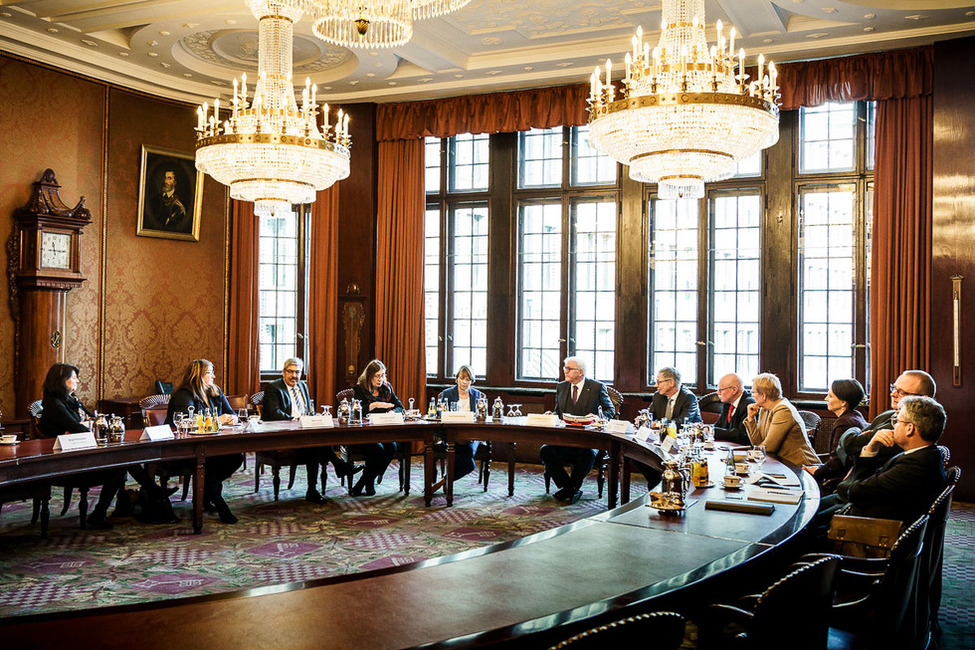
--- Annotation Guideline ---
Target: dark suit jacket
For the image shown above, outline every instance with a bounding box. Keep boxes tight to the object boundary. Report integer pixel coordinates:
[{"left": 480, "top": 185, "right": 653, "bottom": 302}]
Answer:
[
  {"left": 844, "top": 445, "right": 946, "bottom": 522},
  {"left": 38, "top": 392, "right": 94, "bottom": 438},
  {"left": 262, "top": 378, "right": 312, "bottom": 421},
  {"left": 834, "top": 410, "right": 897, "bottom": 495},
  {"left": 438, "top": 386, "right": 485, "bottom": 411},
  {"left": 649, "top": 385, "right": 702, "bottom": 426},
  {"left": 165, "top": 386, "right": 234, "bottom": 425},
  {"left": 713, "top": 393, "right": 755, "bottom": 445},
  {"left": 554, "top": 378, "right": 615, "bottom": 419},
  {"left": 353, "top": 383, "right": 405, "bottom": 414}
]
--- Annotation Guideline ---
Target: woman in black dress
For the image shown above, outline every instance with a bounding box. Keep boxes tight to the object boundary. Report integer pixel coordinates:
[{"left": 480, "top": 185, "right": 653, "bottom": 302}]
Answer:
[
  {"left": 38, "top": 363, "right": 126, "bottom": 529},
  {"left": 165, "top": 359, "right": 243, "bottom": 523},
  {"left": 349, "top": 359, "right": 404, "bottom": 496}
]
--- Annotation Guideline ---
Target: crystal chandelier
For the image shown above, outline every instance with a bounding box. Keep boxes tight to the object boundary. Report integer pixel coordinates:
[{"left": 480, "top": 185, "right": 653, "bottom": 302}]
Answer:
[
  {"left": 305, "top": 0, "right": 472, "bottom": 49},
  {"left": 195, "top": 0, "right": 351, "bottom": 218},
  {"left": 587, "top": 0, "right": 779, "bottom": 200}
]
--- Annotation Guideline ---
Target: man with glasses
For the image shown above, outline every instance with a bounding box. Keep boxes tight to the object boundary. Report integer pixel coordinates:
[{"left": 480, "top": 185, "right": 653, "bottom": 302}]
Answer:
[
  {"left": 712, "top": 373, "right": 755, "bottom": 445},
  {"left": 841, "top": 395, "right": 947, "bottom": 523},
  {"left": 539, "top": 356, "right": 616, "bottom": 504},
  {"left": 263, "top": 358, "right": 360, "bottom": 504},
  {"left": 649, "top": 367, "right": 702, "bottom": 427}
]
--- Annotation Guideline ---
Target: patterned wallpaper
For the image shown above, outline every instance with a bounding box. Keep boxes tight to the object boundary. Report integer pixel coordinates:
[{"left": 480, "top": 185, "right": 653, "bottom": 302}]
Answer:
[
  {"left": 0, "top": 57, "right": 105, "bottom": 411},
  {"left": 0, "top": 55, "right": 228, "bottom": 417}
]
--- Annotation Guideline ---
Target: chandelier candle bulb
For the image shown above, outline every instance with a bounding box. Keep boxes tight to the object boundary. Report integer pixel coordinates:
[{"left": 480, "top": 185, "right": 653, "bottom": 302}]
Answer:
[{"left": 585, "top": 0, "right": 779, "bottom": 200}]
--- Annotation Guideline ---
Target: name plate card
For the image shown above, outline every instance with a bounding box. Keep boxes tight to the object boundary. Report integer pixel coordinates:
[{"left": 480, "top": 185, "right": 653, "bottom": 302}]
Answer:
[
  {"left": 441, "top": 411, "right": 475, "bottom": 424},
  {"left": 659, "top": 431, "right": 678, "bottom": 454},
  {"left": 369, "top": 412, "right": 405, "bottom": 426},
  {"left": 53, "top": 432, "right": 98, "bottom": 451},
  {"left": 299, "top": 414, "right": 334, "bottom": 428},
  {"left": 604, "top": 419, "right": 631, "bottom": 434},
  {"left": 140, "top": 424, "right": 175, "bottom": 441},
  {"left": 526, "top": 413, "right": 560, "bottom": 428},
  {"left": 634, "top": 426, "right": 653, "bottom": 442}
]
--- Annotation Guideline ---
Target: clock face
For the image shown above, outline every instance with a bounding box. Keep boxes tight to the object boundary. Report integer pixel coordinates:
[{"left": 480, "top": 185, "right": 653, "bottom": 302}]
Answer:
[{"left": 40, "top": 232, "right": 72, "bottom": 270}]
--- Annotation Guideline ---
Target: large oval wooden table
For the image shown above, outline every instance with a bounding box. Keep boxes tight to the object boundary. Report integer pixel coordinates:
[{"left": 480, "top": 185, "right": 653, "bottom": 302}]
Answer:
[{"left": 0, "top": 418, "right": 819, "bottom": 648}]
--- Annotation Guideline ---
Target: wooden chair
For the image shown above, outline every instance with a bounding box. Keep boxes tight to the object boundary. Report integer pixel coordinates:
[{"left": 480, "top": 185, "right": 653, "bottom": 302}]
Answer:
[
  {"left": 336, "top": 387, "right": 411, "bottom": 493},
  {"left": 225, "top": 393, "right": 249, "bottom": 412},
  {"left": 28, "top": 399, "right": 43, "bottom": 439},
  {"left": 139, "top": 393, "right": 170, "bottom": 423},
  {"left": 543, "top": 386, "right": 622, "bottom": 500},
  {"left": 699, "top": 556, "right": 838, "bottom": 650},
  {"left": 825, "top": 515, "right": 930, "bottom": 650},
  {"left": 251, "top": 391, "right": 305, "bottom": 500},
  {"left": 697, "top": 390, "right": 722, "bottom": 424},
  {"left": 797, "top": 409, "right": 822, "bottom": 448},
  {"left": 550, "top": 611, "right": 685, "bottom": 649},
  {"left": 922, "top": 466, "right": 960, "bottom": 642}
]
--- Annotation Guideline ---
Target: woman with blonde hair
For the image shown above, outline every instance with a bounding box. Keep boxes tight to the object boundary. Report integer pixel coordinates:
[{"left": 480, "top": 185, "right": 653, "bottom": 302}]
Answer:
[
  {"left": 743, "top": 373, "right": 818, "bottom": 466},
  {"left": 166, "top": 359, "right": 243, "bottom": 523}
]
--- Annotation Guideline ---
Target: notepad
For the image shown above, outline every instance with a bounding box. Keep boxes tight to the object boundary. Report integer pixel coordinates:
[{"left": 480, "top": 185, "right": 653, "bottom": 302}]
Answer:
[{"left": 705, "top": 500, "right": 775, "bottom": 516}]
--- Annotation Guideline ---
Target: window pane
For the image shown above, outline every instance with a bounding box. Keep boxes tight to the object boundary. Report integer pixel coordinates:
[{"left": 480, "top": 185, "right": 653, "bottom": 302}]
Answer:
[
  {"left": 798, "top": 185, "right": 856, "bottom": 391},
  {"left": 424, "top": 209, "right": 441, "bottom": 376},
  {"left": 572, "top": 125, "right": 617, "bottom": 186},
  {"left": 518, "top": 127, "right": 563, "bottom": 188},
  {"left": 258, "top": 209, "right": 299, "bottom": 373},
  {"left": 799, "top": 102, "right": 856, "bottom": 173},
  {"left": 449, "top": 204, "right": 489, "bottom": 376},
  {"left": 709, "top": 191, "right": 761, "bottom": 386},
  {"left": 448, "top": 133, "right": 489, "bottom": 192},
  {"left": 425, "top": 137, "right": 442, "bottom": 194},
  {"left": 571, "top": 198, "right": 616, "bottom": 383},
  {"left": 649, "top": 198, "right": 698, "bottom": 386},
  {"left": 518, "top": 202, "right": 562, "bottom": 380}
]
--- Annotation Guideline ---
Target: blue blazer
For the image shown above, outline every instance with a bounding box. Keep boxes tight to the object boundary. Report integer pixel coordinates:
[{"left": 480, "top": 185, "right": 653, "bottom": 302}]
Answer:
[{"left": 438, "top": 386, "right": 485, "bottom": 411}]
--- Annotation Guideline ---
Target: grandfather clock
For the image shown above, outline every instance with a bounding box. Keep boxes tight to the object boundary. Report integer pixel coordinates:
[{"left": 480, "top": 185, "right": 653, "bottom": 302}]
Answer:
[{"left": 7, "top": 169, "right": 91, "bottom": 418}]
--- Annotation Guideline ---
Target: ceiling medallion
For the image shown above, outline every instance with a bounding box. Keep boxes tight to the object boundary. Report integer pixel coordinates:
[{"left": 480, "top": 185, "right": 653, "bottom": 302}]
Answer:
[
  {"left": 194, "top": 0, "right": 351, "bottom": 217},
  {"left": 587, "top": 0, "right": 780, "bottom": 200}
]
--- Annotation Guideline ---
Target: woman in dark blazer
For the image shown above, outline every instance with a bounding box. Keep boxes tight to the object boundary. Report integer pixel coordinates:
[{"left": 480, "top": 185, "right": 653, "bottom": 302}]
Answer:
[
  {"left": 165, "top": 359, "right": 243, "bottom": 523},
  {"left": 349, "top": 359, "right": 403, "bottom": 496},
  {"left": 438, "top": 365, "right": 484, "bottom": 480},
  {"left": 805, "top": 378, "right": 868, "bottom": 492},
  {"left": 38, "top": 363, "right": 126, "bottom": 529}
]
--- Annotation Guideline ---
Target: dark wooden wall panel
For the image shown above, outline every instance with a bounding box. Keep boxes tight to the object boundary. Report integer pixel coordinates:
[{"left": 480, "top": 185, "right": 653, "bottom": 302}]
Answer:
[{"left": 932, "top": 36, "right": 975, "bottom": 501}]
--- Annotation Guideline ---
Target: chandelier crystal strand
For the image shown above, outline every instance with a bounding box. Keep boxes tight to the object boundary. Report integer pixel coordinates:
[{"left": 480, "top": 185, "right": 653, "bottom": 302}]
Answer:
[
  {"left": 304, "top": 0, "right": 471, "bottom": 49},
  {"left": 587, "top": 0, "right": 779, "bottom": 200},
  {"left": 195, "top": 0, "right": 351, "bottom": 218}
]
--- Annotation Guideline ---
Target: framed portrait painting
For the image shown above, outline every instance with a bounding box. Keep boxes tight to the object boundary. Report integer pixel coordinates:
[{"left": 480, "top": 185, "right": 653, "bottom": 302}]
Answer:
[{"left": 136, "top": 145, "right": 203, "bottom": 241}]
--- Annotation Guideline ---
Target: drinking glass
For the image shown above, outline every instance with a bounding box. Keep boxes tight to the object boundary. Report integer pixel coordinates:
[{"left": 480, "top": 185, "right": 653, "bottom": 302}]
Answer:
[
  {"left": 307, "top": 400, "right": 316, "bottom": 416},
  {"left": 237, "top": 408, "right": 248, "bottom": 424},
  {"left": 173, "top": 413, "right": 184, "bottom": 436},
  {"left": 506, "top": 405, "right": 516, "bottom": 418},
  {"left": 751, "top": 444, "right": 767, "bottom": 464},
  {"left": 512, "top": 404, "right": 523, "bottom": 417}
]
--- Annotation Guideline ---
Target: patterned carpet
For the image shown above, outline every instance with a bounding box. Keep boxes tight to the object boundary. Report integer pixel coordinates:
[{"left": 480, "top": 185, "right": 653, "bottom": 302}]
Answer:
[
  {"left": 0, "top": 459, "right": 972, "bottom": 649},
  {"left": 0, "top": 458, "right": 611, "bottom": 619}
]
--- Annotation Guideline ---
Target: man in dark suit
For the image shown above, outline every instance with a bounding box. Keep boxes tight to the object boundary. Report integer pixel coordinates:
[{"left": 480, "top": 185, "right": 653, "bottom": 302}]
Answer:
[
  {"left": 841, "top": 395, "right": 947, "bottom": 523},
  {"left": 539, "top": 356, "right": 616, "bottom": 504},
  {"left": 649, "top": 366, "right": 702, "bottom": 426},
  {"left": 263, "top": 357, "right": 357, "bottom": 504},
  {"left": 712, "top": 373, "right": 754, "bottom": 445}
]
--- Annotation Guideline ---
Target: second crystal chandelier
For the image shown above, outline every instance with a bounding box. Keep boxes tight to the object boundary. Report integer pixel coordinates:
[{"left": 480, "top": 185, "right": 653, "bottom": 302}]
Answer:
[{"left": 306, "top": 0, "right": 472, "bottom": 49}]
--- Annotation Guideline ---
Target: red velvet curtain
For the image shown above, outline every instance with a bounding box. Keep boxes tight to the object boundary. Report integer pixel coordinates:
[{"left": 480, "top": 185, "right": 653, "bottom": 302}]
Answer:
[
  {"left": 227, "top": 199, "right": 260, "bottom": 397},
  {"left": 308, "top": 186, "right": 340, "bottom": 406},
  {"left": 377, "top": 84, "right": 589, "bottom": 141},
  {"left": 870, "top": 95, "right": 932, "bottom": 417},
  {"left": 375, "top": 138, "right": 427, "bottom": 409}
]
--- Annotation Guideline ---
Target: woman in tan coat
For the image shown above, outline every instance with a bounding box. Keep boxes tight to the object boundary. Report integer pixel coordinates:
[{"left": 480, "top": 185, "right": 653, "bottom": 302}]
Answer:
[{"left": 743, "top": 373, "right": 819, "bottom": 466}]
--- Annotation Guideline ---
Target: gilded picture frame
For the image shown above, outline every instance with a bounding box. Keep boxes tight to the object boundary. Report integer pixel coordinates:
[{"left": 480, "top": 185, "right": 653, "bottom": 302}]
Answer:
[{"left": 136, "top": 145, "right": 203, "bottom": 241}]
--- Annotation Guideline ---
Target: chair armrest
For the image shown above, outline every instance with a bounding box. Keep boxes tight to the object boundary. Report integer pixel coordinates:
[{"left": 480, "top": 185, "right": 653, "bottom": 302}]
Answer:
[{"left": 707, "top": 603, "right": 755, "bottom": 627}]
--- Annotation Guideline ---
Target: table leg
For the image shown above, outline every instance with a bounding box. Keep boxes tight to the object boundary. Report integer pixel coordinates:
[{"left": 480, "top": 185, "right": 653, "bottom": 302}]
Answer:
[
  {"left": 622, "top": 457, "right": 632, "bottom": 504},
  {"left": 508, "top": 442, "right": 516, "bottom": 497},
  {"left": 402, "top": 445, "right": 411, "bottom": 496},
  {"left": 608, "top": 442, "right": 619, "bottom": 509},
  {"left": 424, "top": 438, "right": 435, "bottom": 507},
  {"left": 193, "top": 453, "right": 205, "bottom": 534},
  {"left": 445, "top": 441, "right": 455, "bottom": 507}
]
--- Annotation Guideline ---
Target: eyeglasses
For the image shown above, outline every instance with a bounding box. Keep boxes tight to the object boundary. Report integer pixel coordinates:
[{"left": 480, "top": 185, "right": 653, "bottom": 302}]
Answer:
[
  {"left": 716, "top": 385, "right": 735, "bottom": 393},
  {"left": 892, "top": 417, "right": 913, "bottom": 426},
  {"left": 655, "top": 378, "right": 675, "bottom": 385},
  {"left": 889, "top": 383, "right": 923, "bottom": 398},
  {"left": 284, "top": 369, "right": 301, "bottom": 375},
  {"left": 564, "top": 366, "right": 582, "bottom": 372}
]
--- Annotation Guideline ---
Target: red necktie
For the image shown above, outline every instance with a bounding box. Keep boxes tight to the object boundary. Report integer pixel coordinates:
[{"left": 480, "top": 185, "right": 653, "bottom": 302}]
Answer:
[{"left": 727, "top": 406, "right": 734, "bottom": 424}]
